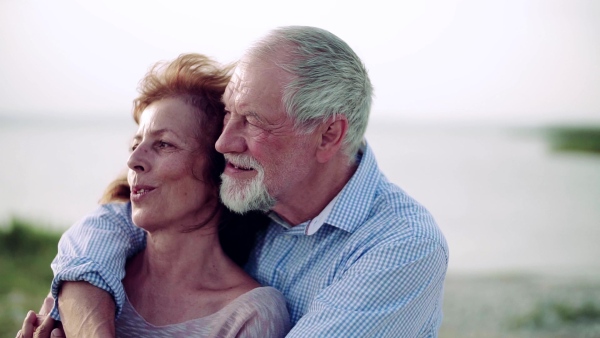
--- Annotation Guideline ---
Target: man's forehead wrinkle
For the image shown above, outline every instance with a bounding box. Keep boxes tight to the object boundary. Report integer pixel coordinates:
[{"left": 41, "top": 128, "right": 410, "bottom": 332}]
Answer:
[
  {"left": 221, "top": 84, "right": 231, "bottom": 106},
  {"left": 224, "top": 55, "right": 291, "bottom": 129},
  {"left": 223, "top": 76, "right": 240, "bottom": 111},
  {"left": 225, "top": 76, "right": 258, "bottom": 115},
  {"left": 229, "top": 83, "right": 252, "bottom": 114}
]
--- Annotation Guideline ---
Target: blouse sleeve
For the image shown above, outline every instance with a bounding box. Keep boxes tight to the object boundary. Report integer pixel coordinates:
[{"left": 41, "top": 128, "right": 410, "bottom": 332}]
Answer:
[{"left": 209, "top": 287, "right": 291, "bottom": 338}]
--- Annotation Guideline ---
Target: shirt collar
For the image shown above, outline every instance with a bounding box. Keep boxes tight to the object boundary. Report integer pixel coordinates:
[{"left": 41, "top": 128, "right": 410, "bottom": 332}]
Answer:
[
  {"left": 266, "top": 180, "right": 341, "bottom": 236},
  {"left": 326, "top": 141, "right": 381, "bottom": 233}
]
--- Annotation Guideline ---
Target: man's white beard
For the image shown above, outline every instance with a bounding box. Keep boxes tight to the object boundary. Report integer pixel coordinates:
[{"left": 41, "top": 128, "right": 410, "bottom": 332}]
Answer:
[{"left": 219, "top": 155, "right": 276, "bottom": 214}]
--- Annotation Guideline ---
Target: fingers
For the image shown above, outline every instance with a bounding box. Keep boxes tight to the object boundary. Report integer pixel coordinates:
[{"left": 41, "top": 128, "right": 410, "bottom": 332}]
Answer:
[
  {"left": 33, "top": 314, "right": 56, "bottom": 338},
  {"left": 50, "top": 328, "right": 66, "bottom": 338},
  {"left": 51, "top": 321, "right": 65, "bottom": 337},
  {"left": 39, "top": 297, "right": 54, "bottom": 316},
  {"left": 20, "top": 311, "right": 37, "bottom": 338},
  {"left": 19, "top": 308, "right": 61, "bottom": 338}
]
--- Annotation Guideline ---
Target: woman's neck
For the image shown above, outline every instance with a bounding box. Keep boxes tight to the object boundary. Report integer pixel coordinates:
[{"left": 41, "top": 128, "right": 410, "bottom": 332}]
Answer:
[
  {"left": 154, "top": 231, "right": 217, "bottom": 276},
  {"left": 122, "top": 220, "right": 259, "bottom": 326},
  {"left": 128, "top": 221, "right": 238, "bottom": 289}
]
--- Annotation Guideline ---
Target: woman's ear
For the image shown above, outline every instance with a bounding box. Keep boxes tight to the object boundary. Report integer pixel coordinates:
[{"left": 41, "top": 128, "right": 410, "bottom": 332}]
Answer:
[{"left": 316, "top": 116, "right": 348, "bottom": 163}]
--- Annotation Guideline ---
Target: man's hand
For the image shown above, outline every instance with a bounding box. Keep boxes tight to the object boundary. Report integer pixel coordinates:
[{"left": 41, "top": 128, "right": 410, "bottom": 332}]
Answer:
[
  {"left": 17, "top": 296, "right": 64, "bottom": 338},
  {"left": 58, "top": 281, "right": 116, "bottom": 338}
]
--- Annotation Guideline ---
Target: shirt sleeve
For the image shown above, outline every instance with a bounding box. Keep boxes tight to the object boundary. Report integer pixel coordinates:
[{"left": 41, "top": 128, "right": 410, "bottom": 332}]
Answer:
[
  {"left": 286, "top": 237, "right": 448, "bottom": 338},
  {"left": 49, "top": 202, "right": 146, "bottom": 320}
]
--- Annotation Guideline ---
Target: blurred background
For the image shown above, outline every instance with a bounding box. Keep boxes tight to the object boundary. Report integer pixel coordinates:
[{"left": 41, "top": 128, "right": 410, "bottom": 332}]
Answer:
[{"left": 1, "top": 0, "right": 599, "bottom": 337}]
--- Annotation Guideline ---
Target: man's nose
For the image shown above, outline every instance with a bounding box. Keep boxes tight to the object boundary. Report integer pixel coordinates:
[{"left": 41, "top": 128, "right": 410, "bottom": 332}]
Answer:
[{"left": 216, "top": 116, "right": 247, "bottom": 154}]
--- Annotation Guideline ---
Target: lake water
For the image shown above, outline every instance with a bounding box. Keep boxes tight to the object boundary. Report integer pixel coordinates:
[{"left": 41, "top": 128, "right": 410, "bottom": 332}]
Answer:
[{"left": 2, "top": 116, "right": 600, "bottom": 276}]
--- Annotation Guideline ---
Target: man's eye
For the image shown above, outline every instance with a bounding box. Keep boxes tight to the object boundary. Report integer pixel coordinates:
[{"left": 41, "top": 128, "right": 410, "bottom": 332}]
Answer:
[
  {"left": 246, "top": 116, "right": 259, "bottom": 126},
  {"left": 245, "top": 113, "right": 264, "bottom": 128},
  {"left": 157, "top": 141, "right": 172, "bottom": 149},
  {"left": 130, "top": 143, "right": 139, "bottom": 152}
]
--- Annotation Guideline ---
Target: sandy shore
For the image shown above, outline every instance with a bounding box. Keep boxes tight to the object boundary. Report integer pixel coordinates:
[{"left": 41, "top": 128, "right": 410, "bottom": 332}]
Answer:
[{"left": 440, "top": 273, "right": 600, "bottom": 338}]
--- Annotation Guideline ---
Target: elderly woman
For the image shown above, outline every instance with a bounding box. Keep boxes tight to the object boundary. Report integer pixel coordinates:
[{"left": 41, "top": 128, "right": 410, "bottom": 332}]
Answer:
[{"left": 20, "top": 54, "right": 290, "bottom": 337}]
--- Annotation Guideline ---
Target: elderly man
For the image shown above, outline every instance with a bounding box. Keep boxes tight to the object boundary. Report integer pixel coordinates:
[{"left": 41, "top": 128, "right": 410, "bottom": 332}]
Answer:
[{"left": 35, "top": 26, "right": 448, "bottom": 337}]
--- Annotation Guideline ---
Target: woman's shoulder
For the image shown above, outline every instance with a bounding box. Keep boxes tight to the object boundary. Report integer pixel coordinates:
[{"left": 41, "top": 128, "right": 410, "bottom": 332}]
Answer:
[
  {"left": 232, "top": 286, "right": 287, "bottom": 312},
  {"left": 218, "top": 287, "right": 290, "bottom": 337},
  {"left": 243, "top": 286, "right": 286, "bottom": 302}
]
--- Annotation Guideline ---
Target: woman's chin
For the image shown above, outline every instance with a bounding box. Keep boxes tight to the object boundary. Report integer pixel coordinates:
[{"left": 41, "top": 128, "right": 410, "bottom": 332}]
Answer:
[{"left": 131, "top": 211, "right": 158, "bottom": 230}]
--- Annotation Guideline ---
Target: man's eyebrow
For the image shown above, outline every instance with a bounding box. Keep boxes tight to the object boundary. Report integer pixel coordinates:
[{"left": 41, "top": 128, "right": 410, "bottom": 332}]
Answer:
[{"left": 246, "top": 111, "right": 263, "bottom": 122}]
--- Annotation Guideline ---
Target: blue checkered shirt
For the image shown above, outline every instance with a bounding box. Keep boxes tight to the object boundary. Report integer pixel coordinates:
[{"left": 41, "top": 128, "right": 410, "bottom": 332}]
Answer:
[{"left": 50, "top": 142, "right": 448, "bottom": 337}]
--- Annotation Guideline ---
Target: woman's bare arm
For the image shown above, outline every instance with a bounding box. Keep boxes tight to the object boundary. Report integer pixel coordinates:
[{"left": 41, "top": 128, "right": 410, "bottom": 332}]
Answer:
[{"left": 58, "top": 282, "right": 116, "bottom": 338}]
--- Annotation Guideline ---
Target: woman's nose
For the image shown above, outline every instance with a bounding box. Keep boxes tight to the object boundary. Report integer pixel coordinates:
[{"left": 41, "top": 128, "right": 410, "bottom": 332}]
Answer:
[{"left": 127, "top": 145, "right": 149, "bottom": 172}]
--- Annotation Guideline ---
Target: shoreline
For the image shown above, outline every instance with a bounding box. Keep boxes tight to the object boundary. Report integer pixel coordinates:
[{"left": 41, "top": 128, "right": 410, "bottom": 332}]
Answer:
[{"left": 441, "top": 273, "right": 600, "bottom": 337}]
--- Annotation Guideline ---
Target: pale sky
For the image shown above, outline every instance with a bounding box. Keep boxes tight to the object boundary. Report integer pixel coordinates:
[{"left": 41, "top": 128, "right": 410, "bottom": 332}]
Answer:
[{"left": 1, "top": 0, "right": 599, "bottom": 123}]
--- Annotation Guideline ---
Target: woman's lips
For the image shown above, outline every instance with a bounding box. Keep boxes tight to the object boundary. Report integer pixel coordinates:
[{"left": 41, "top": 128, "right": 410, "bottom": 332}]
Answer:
[{"left": 130, "top": 185, "right": 156, "bottom": 202}]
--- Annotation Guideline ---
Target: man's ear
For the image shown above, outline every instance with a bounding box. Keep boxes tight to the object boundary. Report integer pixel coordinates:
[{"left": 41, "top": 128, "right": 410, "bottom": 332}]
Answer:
[{"left": 316, "top": 116, "right": 348, "bottom": 163}]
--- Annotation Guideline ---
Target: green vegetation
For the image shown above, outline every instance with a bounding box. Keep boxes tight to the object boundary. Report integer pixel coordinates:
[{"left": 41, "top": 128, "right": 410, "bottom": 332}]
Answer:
[
  {"left": 512, "top": 300, "right": 600, "bottom": 331},
  {"left": 0, "top": 218, "right": 61, "bottom": 337},
  {"left": 544, "top": 125, "right": 600, "bottom": 154}
]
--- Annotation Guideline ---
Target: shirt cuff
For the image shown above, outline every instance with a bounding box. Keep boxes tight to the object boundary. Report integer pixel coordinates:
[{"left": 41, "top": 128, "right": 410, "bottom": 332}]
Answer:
[{"left": 50, "top": 259, "right": 126, "bottom": 321}]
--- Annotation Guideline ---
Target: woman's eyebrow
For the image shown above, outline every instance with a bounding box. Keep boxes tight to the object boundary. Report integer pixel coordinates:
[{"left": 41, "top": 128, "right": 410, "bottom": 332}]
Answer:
[{"left": 132, "top": 128, "right": 176, "bottom": 141}]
